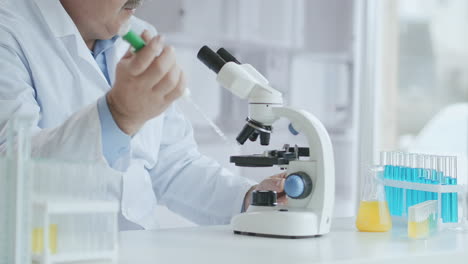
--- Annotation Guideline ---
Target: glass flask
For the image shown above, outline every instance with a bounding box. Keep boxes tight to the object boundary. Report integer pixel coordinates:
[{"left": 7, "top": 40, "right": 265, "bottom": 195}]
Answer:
[{"left": 356, "top": 166, "right": 392, "bottom": 232}]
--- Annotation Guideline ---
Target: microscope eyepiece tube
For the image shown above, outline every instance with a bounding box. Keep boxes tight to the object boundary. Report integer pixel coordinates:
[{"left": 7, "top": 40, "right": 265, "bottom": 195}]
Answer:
[
  {"left": 197, "top": 46, "right": 227, "bottom": 74},
  {"left": 216, "top": 48, "right": 241, "bottom": 64}
]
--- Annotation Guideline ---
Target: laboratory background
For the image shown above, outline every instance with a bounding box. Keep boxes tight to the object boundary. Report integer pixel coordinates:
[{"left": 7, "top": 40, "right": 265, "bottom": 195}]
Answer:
[
  {"left": 135, "top": 0, "right": 468, "bottom": 228},
  {"left": 1, "top": 0, "right": 468, "bottom": 263}
]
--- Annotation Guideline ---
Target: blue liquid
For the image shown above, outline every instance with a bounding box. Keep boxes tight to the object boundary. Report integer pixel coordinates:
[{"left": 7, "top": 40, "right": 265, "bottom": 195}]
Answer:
[
  {"left": 439, "top": 174, "right": 449, "bottom": 223},
  {"left": 451, "top": 178, "right": 458, "bottom": 223},
  {"left": 396, "top": 165, "right": 404, "bottom": 216},
  {"left": 383, "top": 162, "right": 458, "bottom": 223},
  {"left": 384, "top": 165, "right": 393, "bottom": 214}
]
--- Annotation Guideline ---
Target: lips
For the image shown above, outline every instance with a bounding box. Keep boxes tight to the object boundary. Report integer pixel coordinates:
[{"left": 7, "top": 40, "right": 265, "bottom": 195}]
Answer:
[{"left": 123, "top": 0, "right": 144, "bottom": 10}]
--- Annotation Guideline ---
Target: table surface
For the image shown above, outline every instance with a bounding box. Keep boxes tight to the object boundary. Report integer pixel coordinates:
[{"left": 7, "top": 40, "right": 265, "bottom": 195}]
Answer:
[{"left": 118, "top": 218, "right": 468, "bottom": 264}]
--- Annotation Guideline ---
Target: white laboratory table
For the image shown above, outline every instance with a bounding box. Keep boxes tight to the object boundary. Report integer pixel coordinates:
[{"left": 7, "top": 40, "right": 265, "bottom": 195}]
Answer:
[{"left": 118, "top": 218, "right": 468, "bottom": 264}]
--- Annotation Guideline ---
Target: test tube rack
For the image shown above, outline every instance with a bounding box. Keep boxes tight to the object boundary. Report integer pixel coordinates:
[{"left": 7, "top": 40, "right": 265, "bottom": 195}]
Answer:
[
  {"left": 31, "top": 160, "right": 121, "bottom": 264},
  {"left": 31, "top": 199, "right": 119, "bottom": 264},
  {"left": 378, "top": 151, "right": 466, "bottom": 229},
  {"left": 0, "top": 116, "right": 33, "bottom": 264},
  {"left": 0, "top": 117, "right": 120, "bottom": 264}
]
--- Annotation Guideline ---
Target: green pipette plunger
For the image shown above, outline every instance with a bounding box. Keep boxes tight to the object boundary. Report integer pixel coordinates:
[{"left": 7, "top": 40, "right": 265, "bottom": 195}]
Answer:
[{"left": 122, "top": 30, "right": 146, "bottom": 52}]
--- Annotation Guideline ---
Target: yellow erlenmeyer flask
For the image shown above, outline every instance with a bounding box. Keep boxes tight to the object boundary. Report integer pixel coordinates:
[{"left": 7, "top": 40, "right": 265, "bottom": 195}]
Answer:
[{"left": 356, "top": 166, "right": 392, "bottom": 232}]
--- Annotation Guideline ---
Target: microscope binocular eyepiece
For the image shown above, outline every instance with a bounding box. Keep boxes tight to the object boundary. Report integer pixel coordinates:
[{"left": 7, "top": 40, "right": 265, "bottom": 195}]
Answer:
[
  {"left": 236, "top": 118, "right": 272, "bottom": 146},
  {"left": 197, "top": 46, "right": 273, "bottom": 146},
  {"left": 197, "top": 46, "right": 241, "bottom": 74}
]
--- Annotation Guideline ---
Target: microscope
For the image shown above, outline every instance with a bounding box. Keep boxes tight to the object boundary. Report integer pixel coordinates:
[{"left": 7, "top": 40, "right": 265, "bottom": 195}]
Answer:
[{"left": 197, "top": 46, "right": 335, "bottom": 238}]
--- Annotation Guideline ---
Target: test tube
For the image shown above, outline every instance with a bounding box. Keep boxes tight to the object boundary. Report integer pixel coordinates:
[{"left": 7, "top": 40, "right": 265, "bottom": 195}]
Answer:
[
  {"left": 388, "top": 151, "right": 396, "bottom": 215},
  {"left": 420, "top": 154, "right": 431, "bottom": 202},
  {"left": 423, "top": 155, "right": 436, "bottom": 201},
  {"left": 449, "top": 156, "right": 458, "bottom": 223},
  {"left": 415, "top": 154, "right": 424, "bottom": 202},
  {"left": 445, "top": 156, "right": 453, "bottom": 223},
  {"left": 406, "top": 154, "right": 415, "bottom": 212},
  {"left": 400, "top": 152, "right": 406, "bottom": 216},
  {"left": 392, "top": 151, "right": 402, "bottom": 216},
  {"left": 410, "top": 154, "right": 420, "bottom": 209},
  {"left": 380, "top": 151, "right": 386, "bottom": 166},
  {"left": 380, "top": 151, "right": 391, "bottom": 210},
  {"left": 438, "top": 156, "right": 449, "bottom": 223}
]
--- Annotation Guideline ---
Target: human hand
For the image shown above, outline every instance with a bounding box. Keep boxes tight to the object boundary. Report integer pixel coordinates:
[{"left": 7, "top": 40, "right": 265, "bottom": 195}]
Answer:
[
  {"left": 243, "top": 172, "right": 287, "bottom": 211},
  {"left": 107, "top": 30, "right": 186, "bottom": 135}
]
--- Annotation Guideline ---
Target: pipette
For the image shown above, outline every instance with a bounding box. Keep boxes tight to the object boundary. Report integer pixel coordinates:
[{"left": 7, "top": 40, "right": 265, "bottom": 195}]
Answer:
[
  {"left": 118, "top": 23, "right": 191, "bottom": 98},
  {"left": 118, "top": 24, "right": 230, "bottom": 145},
  {"left": 118, "top": 23, "right": 145, "bottom": 52}
]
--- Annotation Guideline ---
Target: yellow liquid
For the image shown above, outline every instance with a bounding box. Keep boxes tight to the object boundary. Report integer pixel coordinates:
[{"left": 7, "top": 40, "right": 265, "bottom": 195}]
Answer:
[
  {"left": 356, "top": 201, "right": 392, "bottom": 232},
  {"left": 408, "top": 220, "right": 429, "bottom": 239},
  {"left": 32, "top": 224, "right": 57, "bottom": 254}
]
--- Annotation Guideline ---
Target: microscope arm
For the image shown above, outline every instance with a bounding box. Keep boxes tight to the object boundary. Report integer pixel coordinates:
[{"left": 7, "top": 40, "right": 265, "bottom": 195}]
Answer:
[{"left": 272, "top": 106, "right": 335, "bottom": 230}]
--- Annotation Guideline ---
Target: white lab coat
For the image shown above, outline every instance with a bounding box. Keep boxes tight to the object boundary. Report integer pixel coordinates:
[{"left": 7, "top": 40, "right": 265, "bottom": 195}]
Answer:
[{"left": 0, "top": 0, "right": 255, "bottom": 230}]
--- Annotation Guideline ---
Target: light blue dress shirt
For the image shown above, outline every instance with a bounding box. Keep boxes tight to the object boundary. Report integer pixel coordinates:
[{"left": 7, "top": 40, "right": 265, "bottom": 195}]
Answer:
[{"left": 92, "top": 37, "right": 131, "bottom": 167}]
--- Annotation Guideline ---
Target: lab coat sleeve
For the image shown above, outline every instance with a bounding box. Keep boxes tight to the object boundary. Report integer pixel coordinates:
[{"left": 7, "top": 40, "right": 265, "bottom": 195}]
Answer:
[
  {"left": 149, "top": 104, "right": 257, "bottom": 225},
  {"left": 0, "top": 32, "right": 120, "bottom": 169}
]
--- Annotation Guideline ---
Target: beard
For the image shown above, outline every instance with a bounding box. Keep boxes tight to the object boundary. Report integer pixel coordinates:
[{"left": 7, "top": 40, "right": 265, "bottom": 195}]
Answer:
[{"left": 123, "top": 0, "right": 144, "bottom": 9}]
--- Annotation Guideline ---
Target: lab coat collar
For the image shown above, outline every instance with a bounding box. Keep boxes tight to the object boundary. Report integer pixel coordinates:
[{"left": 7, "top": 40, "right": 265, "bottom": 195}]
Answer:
[{"left": 34, "top": 0, "right": 79, "bottom": 38}]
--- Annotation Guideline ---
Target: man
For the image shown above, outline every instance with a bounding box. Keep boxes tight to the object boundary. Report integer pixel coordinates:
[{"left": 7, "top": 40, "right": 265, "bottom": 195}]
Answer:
[{"left": 0, "top": 0, "right": 285, "bottom": 230}]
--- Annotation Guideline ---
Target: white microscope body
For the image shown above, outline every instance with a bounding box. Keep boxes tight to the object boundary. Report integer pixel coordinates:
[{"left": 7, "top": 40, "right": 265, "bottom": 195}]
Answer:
[{"left": 198, "top": 47, "right": 335, "bottom": 238}]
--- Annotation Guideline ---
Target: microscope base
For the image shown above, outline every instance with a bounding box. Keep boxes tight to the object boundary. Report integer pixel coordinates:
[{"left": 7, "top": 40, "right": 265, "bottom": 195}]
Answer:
[{"left": 231, "top": 210, "right": 327, "bottom": 238}]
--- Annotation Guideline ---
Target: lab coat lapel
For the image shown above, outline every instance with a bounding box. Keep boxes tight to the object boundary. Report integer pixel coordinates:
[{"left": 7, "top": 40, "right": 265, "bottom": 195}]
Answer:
[
  {"left": 72, "top": 36, "right": 111, "bottom": 89},
  {"left": 107, "top": 38, "right": 130, "bottom": 85}
]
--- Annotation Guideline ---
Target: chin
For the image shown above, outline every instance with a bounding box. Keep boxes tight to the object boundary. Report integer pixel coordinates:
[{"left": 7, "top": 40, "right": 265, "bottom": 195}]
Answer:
[{"left": 103, "top": 23, "right": 125, "bottom": 39}]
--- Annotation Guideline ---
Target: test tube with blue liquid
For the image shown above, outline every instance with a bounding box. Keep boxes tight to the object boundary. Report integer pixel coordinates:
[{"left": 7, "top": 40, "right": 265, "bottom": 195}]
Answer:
[
  {"left": 386, "top": 152, "right": 397, "bottom": 215},
  {"left": 398, "top": 152, "right": 406, "bottom": 216},
  {"left": 410, "top": 154, "right": 419, "bottom": 213},
  {"left": 447, "top": 156, "right": 458, "bottom": 223},
  {"left": 421, "top": 155, "right": 433, "bottom": 201},
  {"left": 392, "top": 152, "right": 401, "bottom": 216},
  {"left": 407, "top": 154, "right": 417, "bottom": 212},
  {"left": 427, "top": 155, "right": 437, "bottom": 202},
  {"left": 437, "top": 157, "right": 447, "bottom": 223},
  {"left": 420, "top": 154, "right": 430, "bottom": 203}
]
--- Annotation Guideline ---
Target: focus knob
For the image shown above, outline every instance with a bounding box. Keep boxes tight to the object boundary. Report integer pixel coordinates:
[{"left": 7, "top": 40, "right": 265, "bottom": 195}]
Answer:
[
  {"left": 284, "top": 172, "right": 313, "bottom": 199},
  {"left": 251, "top": 190, "right": 277, "bottom": 206}
]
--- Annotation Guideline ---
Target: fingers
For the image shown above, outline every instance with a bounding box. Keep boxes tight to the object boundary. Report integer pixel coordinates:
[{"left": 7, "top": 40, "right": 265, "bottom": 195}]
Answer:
[
  {"left": 164, "top": 70, "right": 186, "bottom": 102},
  {"left": 128, "top": 34, "right": 165, "bottom": 76},
  {"left": 152, "top": 63, "right": 180, "bottom": 94},
  {"left": 140, "top": 46, "right": 177, "bottom": 84},
  {"left": 122, "top": 47, "right": 133, "bottom": 59},
  {"left": 256, "top": 178, "right": 285, "bottom": 193},
  {"left": 271, "top": 172, "right": 288, "bottom": 179},
  {"left": 141, "top": 30, "right": 152, "bottom": 43}
]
